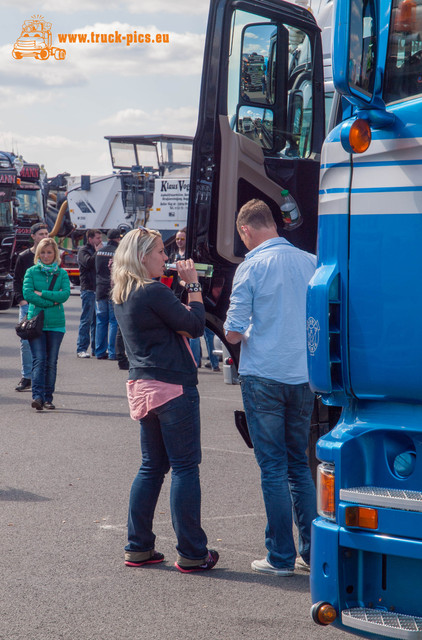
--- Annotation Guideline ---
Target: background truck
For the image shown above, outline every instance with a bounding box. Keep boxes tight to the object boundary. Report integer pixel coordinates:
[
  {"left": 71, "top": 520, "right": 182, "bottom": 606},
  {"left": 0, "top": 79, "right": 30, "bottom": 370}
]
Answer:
[
  {"left": 63, "top": 134, "right": 193, "bottom": 244},
  {"left": 188, "top": 0, "right": 422, "bottom": 637},
  {"left": 12, "top": 16, "right": 66, "bottom": 61},
  {"left": 0, "top": 163, "right": 17, "bottom": 310},
  {"left": 3, "top": 154, "right": 47, "bottom": 276}
]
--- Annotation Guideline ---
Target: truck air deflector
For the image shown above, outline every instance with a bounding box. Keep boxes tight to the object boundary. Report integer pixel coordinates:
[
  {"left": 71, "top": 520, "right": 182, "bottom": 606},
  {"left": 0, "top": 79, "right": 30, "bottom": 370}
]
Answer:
[
  {"left": 340, "top": 487, "right": 422, "bottom": 512},
  {"left": 342, "top": 608, "right": 422, "bottom": 639}
]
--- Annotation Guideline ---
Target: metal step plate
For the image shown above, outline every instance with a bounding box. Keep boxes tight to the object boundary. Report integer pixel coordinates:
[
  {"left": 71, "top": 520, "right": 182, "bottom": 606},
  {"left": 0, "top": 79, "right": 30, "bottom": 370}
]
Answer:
[
  {"left": 340, "top": 487, "right": 422, "bottom": 512},
  {"left": 342, "top": 608, "right": 422, "bottom": 639}
]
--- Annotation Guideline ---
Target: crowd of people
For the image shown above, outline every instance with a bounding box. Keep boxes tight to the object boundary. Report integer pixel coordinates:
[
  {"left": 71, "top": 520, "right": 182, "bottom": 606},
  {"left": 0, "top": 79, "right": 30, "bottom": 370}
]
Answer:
[{"left": 12, "top": 199, "right": 316, "bottom": 576}]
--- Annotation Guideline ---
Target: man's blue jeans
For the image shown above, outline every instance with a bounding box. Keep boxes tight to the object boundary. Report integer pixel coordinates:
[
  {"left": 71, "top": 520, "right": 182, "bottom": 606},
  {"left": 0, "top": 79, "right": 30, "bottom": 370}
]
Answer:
[
  {"left": 19, "top": 303, "right": 32, "bottom": 378},
  {"left": 241, "top": 375, "right": 316, "bottom": 569},
  {"left": 29, "top": 330, "right": 64, "bottom": 403},
  {"left": 189, "top": 337, "right": 201, "bottom": 367},
  {"left": 125, "top": 386, "right": 208, "bottom": 561},
  {"left": 76, "top": 289, "right": 96, "bottom": 354},
  {"left": 95, "top": 299, "right": 117, "bottom": 358},
  {"left": 204, "top": 327, "right": 219, "bottom": 369}
]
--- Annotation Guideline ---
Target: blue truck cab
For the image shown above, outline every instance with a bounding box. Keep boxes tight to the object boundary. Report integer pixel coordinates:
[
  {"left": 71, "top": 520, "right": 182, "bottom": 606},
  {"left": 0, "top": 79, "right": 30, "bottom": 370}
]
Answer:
[
  {"left": 308, "top": 0, "right": 422, "bottom": 636},
  {"left": 188, "top": 0, "right": 422, "bottom": 635}
]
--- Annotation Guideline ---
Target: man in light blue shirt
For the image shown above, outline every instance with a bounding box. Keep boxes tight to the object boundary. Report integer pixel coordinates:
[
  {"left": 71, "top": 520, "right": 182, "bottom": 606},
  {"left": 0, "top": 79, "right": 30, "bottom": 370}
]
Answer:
[{"left": 224, "top": 199, "right": 317, "bottom": 576}]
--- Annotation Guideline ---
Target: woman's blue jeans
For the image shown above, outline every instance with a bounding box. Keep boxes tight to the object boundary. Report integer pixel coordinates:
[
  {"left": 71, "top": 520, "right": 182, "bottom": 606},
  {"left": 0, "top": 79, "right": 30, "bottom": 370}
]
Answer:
[
  {"left": 125, "top": 386, "right": 208, "bottom": 561},
  {"left": 241, "top": 375, "right": 317, "bottom": 569},
  {"left": 29, "top": 330, "right": 64, "bottom": 403}
]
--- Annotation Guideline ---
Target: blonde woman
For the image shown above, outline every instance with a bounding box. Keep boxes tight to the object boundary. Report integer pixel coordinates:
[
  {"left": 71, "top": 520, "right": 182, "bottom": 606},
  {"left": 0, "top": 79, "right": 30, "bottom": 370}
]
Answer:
[
  {"left": 22, "top": 238, "right": 70, "bottom": 410},
  {"left": 112, "top": 228, "right": 219, "bottom": 573}
]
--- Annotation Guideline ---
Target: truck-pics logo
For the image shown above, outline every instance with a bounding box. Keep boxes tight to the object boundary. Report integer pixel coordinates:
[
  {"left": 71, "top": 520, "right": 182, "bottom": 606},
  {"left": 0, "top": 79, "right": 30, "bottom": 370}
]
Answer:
[{"left": 12, "top": 15, "right": 66, "bottom": 61}]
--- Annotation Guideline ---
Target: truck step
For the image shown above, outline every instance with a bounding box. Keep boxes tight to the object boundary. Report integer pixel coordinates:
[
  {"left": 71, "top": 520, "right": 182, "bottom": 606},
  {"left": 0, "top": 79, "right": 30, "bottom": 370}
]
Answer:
[
  {"left": 340, "top": 486, "right": 422, "bottom": 512},
  {"left": 342, "top": 608, "right": 422, "bottom": 639}
]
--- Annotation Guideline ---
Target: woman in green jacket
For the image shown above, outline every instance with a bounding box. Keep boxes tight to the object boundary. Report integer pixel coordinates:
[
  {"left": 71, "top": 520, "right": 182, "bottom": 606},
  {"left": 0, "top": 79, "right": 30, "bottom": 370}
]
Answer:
[{"left": 22, "top": 238, "right": 70, "bottom": 410}]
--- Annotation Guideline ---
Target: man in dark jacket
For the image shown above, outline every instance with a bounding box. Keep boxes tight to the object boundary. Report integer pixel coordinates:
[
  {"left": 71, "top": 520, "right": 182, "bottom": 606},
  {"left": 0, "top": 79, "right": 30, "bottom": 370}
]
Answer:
[
  {"left": 76, "top": 228, "right": 102, "bottom": 358},
  {"left": 13, "top": 222, "right": 49, "bottom": 391},
  {"left": 95, "top": 228, "right": 120, "bottom": 359}
]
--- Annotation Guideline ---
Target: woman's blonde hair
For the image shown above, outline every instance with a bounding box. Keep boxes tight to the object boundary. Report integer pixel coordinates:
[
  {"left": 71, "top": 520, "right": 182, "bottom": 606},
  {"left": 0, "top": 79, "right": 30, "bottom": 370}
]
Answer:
[
  {"left": 34, "top": 237, "right": 60, "bottom": 264},
  {"left": 111, "top": 228, "right": 162, "bottom": 304}
]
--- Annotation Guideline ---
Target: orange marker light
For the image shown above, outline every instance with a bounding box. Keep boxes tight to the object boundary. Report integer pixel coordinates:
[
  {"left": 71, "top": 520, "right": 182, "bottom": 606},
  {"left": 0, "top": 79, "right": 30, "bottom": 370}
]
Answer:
[
  {"left": 311, "top": 601, "right": 337, "bottom": 626},
  {"left": 349, "top": 119, "right": 371, "bottom": 154},
  {"left": 317, "top": 464, "right": 335, "bottom": 520},
  {"left": 345, "top": 506, "right": 378, "bottom": 529}
]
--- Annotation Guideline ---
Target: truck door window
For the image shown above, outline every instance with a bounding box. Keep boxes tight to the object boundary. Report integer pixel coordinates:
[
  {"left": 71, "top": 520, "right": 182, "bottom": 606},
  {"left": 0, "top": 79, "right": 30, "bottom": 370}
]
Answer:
[
  {"left": 384, "top": 0, "right": 422, "bottom": 103},
  {"left": 228, "top": 9, "right": 314, "bottom": 158},
  {"left": 348, "top": 0, "right": 377, "bottom": 97}
]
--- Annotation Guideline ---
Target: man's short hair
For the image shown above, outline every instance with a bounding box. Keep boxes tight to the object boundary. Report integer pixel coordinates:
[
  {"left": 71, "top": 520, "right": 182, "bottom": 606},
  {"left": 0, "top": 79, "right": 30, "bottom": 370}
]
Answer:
[
  {"left": 237, "top": 199, "right": 275, "bottom": 231},
  {"left": 30, "top": 222, "right": 48, "bottom": 235},
  {"left": 86, "top": 229, "right": 101, "bottom": 240}
]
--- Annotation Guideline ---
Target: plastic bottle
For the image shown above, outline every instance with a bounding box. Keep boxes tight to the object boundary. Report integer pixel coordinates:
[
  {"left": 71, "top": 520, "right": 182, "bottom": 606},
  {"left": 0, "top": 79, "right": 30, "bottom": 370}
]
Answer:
[
  {"left": 280, "top": 189, "right": 302, "bottom": 230},
  {"left": 165, "top": 262, "right": 214, "bottom": 278}
]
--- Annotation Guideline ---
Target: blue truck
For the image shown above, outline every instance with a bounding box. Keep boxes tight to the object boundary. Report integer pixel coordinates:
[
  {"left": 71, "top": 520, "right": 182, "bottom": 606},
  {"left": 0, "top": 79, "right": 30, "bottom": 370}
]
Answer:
[{"left": 187, "top": 0, "right": 422, "bottom": 637}]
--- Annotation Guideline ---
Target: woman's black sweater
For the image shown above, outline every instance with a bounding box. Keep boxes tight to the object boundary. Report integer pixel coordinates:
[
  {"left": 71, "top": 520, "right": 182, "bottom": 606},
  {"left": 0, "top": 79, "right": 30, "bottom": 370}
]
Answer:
[{"left": 113, "top": 280, "right": 205, "bottom": 387}]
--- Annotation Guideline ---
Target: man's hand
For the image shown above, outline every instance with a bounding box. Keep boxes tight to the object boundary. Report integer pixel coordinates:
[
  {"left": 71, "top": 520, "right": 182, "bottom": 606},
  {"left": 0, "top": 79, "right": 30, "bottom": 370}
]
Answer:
[
  {"left": 19, "top": 300, "right": 27, "bottom": 306},
  {"left": 226, "top": 330, "right": 244, "bottom": 344}
]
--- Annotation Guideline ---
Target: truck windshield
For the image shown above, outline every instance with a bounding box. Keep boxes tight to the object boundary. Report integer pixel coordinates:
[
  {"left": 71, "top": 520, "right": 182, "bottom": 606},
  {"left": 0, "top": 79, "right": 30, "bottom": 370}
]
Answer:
[
  {"left": 16, "top": 189, "right": 43, "bottom": 221},
  {"left": 384, "top": 0, "right": 422, "bottom": 103},
  {"left": 160, "top": 142, "right": 192, "bottom": 177}
]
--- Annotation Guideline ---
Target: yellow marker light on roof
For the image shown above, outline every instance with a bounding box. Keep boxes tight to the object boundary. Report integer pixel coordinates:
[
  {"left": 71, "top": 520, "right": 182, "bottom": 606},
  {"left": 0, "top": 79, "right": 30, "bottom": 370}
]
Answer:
[
  {"left": 349, "top": 119, "right": 371, "bottom": 154},
  {"left": 345, "top": 506, "right": 378, "bottom": 529}
]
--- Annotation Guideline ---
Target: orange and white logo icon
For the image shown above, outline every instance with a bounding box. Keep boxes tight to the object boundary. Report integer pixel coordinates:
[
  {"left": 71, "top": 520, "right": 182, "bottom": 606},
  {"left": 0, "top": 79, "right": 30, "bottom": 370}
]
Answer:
[{"left": 12, "top": 14, "right": 66, "bottom": 61}]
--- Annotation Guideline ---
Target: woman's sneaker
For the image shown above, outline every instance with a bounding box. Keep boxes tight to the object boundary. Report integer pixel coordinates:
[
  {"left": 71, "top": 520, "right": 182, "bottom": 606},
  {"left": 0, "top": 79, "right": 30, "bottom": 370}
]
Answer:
[
  {"left": 124, "top": 550, "right": 164, "bottom": 567},
  {"left": 174, "top": 549, "right": 219, "bottom": 573}
]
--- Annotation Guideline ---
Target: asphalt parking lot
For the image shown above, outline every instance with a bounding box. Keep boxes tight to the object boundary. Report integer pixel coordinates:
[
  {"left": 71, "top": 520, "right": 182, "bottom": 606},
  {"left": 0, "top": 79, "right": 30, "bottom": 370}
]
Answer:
[{"left": 1, "top": 293, "right": 346, "bottom": 640}]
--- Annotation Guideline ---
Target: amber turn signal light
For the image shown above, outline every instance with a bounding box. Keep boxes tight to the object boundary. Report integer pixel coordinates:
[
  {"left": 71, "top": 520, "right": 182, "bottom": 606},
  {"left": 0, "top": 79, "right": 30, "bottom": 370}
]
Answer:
[
  {"left": 317, "top": 463, "right": 335, "bottom": 520},
  {"left": 349, "top": 119, "right": 371, "bottom": 154},
  {"left": 311, "top": 601, "right": 337, "bottom": 626},
  {"left": 345, "top": 506, "right": 378, "bottom": 529}
]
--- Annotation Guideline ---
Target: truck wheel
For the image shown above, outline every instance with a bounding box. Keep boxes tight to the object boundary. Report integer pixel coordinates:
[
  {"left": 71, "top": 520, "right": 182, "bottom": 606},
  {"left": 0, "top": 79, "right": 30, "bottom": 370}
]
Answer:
[
  {"left": 0, "top": 300, "right": 12, "bottom": 311},
  {"left": 54, "top": 49, "right": 66, "bottom": 60},
  {"left": 38, "top": 49, "right": 50, "bottom": 60},
  {"left": 12, "top": 50, "right": 22, "bottom": 59}
]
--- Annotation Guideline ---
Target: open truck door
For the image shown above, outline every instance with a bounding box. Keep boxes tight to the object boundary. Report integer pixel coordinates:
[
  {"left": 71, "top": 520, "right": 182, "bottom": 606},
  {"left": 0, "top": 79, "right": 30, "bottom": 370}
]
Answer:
[{"left": 187, "top": 0, "right": 325, "bottom": 350}]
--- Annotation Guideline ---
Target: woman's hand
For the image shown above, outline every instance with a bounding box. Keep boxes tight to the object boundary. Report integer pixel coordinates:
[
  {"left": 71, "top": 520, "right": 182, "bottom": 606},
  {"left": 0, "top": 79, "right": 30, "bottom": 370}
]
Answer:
[{"left": 176, "top": 259, "right": 198, "bottom": 284}]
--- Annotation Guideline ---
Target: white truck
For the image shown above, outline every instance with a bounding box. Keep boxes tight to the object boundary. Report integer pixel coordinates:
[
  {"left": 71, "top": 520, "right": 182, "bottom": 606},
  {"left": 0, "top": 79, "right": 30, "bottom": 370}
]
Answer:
[{"left": 66, "top": 134, "right": 193, "bottom": 242}]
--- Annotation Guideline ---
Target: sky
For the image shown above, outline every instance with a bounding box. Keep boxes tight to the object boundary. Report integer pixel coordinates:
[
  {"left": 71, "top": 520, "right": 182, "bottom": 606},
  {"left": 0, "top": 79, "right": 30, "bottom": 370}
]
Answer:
[{"left": 0, "top": 0, "right": 210, "bottom": 179}]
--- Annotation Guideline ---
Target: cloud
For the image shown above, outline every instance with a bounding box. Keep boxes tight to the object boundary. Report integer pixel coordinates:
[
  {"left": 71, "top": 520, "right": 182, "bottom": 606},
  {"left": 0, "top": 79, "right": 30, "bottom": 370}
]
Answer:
[
  {"left": 59, "top": 22, "right": 206, "bottom": 77},
  {"left": 0, "top": 44, "right": 88, "bottom": 89},
  {"left": 100, "top": 105, "right": 198, "bottom": 135},
  {"left": 0, "top": 86, "right": 58, "bottom": 106},
  {"left": 1, "top": 23, "right": 205, "bottom": 90},
  {"left": 0, "top": 130, "right": 87, "bottom": 150},
  {"left": 5, "top": 0, "right": 209, "bottom": 15}
]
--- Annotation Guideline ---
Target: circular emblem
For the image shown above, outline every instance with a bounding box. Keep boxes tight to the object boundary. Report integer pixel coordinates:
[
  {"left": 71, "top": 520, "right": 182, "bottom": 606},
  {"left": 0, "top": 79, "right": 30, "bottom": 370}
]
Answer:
[{"left": 307, "top": 316, "right": 320, "bottom": 356}]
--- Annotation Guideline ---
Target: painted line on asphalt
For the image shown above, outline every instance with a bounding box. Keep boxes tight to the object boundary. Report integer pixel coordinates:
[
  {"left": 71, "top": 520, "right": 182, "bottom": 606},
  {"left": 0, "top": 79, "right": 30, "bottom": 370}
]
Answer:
[
  {"left": 100, "top": 512, "right": 266, "bottom": 532},
  {"left": 202, "top": 446, "right": 254, "bottom": 456}
]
